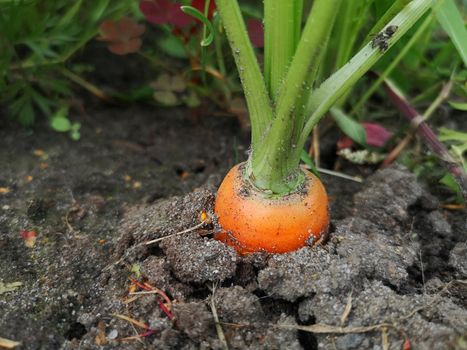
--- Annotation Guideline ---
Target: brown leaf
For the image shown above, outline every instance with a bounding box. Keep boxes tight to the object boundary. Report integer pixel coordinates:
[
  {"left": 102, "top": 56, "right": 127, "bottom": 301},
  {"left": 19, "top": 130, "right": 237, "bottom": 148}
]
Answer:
[
  {"left": 94, "top": 321, "right": 107, "bottom": 345},
  {"left": 107, "top": 38, "right": 142, "bottom": 56},
  {"left": 97, "top": 17, "right": 145, "bottom": 55}
]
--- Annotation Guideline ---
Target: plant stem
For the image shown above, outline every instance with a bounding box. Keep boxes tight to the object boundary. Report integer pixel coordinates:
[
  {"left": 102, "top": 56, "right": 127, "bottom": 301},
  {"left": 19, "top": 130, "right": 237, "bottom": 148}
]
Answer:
[
  {"left": 213, "top": 15, "right": 227, "bottom": 77},
  {"left": 264, "top": 0, "right": 302, "bottom": 100},
  {"left": 60, "top": 67, "right": 109, "bottom": 101},
  {"left": 216, "top": 0, "right": 435, "bottom": 197},
  {"left": 215, "top": 0, "right": 273, "bottom": 148},
  {"left": 251, "top": 0, "right": 341, "bottom": 194},
  {"left": 333, "top": 1, "right": 371, "bottom": 72},
  {"left": 382, "top": 79, "right": 452, "bottom": 167},
  {"left": 383, "top": 79, "right": 467, "bottom": 199}
]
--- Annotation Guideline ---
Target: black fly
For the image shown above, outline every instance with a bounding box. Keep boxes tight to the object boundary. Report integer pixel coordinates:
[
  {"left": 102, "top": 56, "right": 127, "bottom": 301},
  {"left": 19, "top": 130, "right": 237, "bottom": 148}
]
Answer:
[{"left": 371, "top": 25, "right": 398, "bottom": 52}]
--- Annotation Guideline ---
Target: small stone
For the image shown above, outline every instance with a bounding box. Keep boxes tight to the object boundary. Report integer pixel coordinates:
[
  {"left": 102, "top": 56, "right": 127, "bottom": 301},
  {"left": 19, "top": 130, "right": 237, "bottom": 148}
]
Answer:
[{"left": 106, "top": 329, "right": 118, "bottom": 340}]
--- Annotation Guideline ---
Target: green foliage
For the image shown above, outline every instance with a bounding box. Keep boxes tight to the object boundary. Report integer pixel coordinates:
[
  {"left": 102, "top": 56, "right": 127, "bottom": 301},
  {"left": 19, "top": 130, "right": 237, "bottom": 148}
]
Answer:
[
  {"left": 358, "top": 0, "right": 467, "bottom": 113},
  {"left": 399, "top": 126, "right": 467, "bottom": 201},
  {"left": 50, "top": 106, "right": 81, "bottom": 140},
  {"left": 438, "top": 127, "right": 467, "bottom": 161},
  {"left": 0, "top": 0, "right": 134, "bottom": 130},
  {"left": 181, "top": 6, "right": 214, "bottom": 47},
  {"left": 449, "top": 101, "right": 467, "bottom": 111},
  {"left": 440, "top": 173, "right": 464, "bottom": 202},
  {"left": 330, "top": 107, "right": 367, "bottom": 146},
  {"left": 434, "top": 0, "right": 467, "bottom": 67},
  {"left": 50, "top": 107, "right": 72, "bottom": 132},
  {"left": 157, "top": 34, "right": 188, "bottom": 59}
]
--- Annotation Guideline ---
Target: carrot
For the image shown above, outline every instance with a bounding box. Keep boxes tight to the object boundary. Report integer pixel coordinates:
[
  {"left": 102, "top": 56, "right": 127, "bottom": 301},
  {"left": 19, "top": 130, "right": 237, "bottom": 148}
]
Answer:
[
  {"left": 214, "top": 163, "right": 329, "bottom": 254},
  {"left": 212, "top": 0, "right": 428, "bottom": 254}
]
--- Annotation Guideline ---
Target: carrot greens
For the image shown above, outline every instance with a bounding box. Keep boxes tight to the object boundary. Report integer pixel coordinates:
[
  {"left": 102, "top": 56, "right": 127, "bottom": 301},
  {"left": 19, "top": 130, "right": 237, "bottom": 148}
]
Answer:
[{"left": 215, "top": 0, "right": 435, "bottom": 195}]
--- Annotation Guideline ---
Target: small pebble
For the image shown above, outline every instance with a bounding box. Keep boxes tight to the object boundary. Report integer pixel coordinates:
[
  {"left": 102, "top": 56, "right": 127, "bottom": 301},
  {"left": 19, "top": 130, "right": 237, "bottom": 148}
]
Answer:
[{"left": 107, "top": 329, "right": 118, "bottom": 340}]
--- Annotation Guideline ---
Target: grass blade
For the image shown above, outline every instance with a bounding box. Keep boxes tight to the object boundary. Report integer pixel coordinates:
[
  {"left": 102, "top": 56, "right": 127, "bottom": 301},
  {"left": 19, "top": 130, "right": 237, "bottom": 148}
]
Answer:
[{"left": 434, "top": 0, "right": 467, "bottom": 67}]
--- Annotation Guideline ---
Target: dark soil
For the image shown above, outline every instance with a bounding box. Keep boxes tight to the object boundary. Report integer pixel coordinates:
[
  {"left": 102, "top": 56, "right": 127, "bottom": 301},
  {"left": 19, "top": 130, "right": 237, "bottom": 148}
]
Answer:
[{"left": 0, "top": 105, "right": 466, "bottom": 350}]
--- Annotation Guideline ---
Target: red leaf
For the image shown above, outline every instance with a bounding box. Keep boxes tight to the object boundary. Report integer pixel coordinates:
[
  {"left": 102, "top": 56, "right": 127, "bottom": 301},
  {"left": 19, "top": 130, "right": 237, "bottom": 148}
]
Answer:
[
  {"left": 363, "top": 122, "right": 392, "bottom": 147},
  {"left": 140, "top": 0, "right": 192, "bottom": 27},
  {"left": 20, "top": 230, "right": 37, "bottom": 248},
  {"left": 107, "top": 39, "right": 143, "bottom": 55},
  {"left": 191, "top": 0, "right": 216, "bottom": 19},
  {"left": 337, "top": 136, "right": 354, "bottom": 150},
  {"left": 403, "top": 339, "right": 412, "bottom": 350},
  {"left": 98, "top": 17, "right": 145, "bottom": 55},
  {"left": 337, "top": 122, "right": 392, "bottom": 149},
  {"left": 247, "top": 19, "right": 264, "bottom": 48}
]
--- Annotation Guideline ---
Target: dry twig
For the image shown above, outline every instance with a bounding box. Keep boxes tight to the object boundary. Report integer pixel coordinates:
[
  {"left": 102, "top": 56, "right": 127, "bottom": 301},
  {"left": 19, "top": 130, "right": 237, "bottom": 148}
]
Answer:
[
  {"left": 340, "top": 291, "right": 353, "bottom": 326},
  {"left": 144, "top": 221, "right": 207, "bottom": 246},
  {"left": 210, "top": 283, "right": 229, "bottom": 350}
]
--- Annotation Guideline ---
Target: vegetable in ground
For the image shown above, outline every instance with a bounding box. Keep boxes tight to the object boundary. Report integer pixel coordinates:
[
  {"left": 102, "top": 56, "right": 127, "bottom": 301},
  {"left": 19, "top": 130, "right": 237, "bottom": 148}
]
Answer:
[
  {"left": 215, "top": 163, "right": 328, "bottom": 254},
  {"left": 212, "top": 0, "right": 435, "bottom": 254}
]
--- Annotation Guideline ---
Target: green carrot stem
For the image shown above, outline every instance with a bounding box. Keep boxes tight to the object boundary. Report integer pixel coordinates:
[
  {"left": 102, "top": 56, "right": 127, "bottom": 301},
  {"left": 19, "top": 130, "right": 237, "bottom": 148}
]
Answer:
[
  {"left": 264, "top": 0, "right": 302, "bottom": 100},
  {"left": 215, "top": 0, "right": 273, "bottom": 148},
  {"left": 250, "top": 0, "right": 342, "bottom": 194},
  {"left": 216, "top": 0, "right": 434, "bottom": 196}
]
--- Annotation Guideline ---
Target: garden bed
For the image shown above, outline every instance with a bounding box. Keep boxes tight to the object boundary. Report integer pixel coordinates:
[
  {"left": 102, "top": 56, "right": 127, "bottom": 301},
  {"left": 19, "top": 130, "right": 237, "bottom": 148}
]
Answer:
[{"left": 0, "top": 106, "right": 465, "bottom": 350}]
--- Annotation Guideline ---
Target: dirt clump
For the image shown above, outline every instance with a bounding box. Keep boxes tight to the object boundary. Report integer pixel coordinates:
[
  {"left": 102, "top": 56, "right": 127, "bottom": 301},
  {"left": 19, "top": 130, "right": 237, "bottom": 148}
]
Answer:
[{"left": 160, "top": 233, "right": 237, "bottom": 284}]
